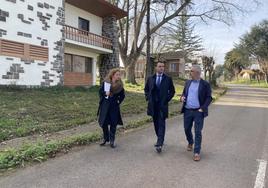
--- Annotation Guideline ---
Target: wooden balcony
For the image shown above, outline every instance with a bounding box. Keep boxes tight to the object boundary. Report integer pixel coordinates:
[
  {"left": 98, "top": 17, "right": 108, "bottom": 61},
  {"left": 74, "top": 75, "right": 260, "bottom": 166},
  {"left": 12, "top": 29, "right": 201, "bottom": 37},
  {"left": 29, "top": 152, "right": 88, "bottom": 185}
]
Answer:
[{"left": 64, "top": 25, "right": 112, "bottom": 50}]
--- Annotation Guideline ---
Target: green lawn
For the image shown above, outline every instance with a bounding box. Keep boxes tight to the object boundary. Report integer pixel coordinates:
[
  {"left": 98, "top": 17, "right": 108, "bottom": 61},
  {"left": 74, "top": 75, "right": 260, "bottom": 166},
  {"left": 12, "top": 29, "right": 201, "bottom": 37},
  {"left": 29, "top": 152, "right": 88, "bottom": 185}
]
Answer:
[
  {"left": 0, "top": 86, "right": 148, "bottom": 142},
  {"left": 0, "top": 78, "right": 225, "bottom": 143},
  {"left": 0, "top": 79, "right": 182, "bottom": 142},
  {"left": 225, "top": 79, "right": 268, "bottom": 88}
]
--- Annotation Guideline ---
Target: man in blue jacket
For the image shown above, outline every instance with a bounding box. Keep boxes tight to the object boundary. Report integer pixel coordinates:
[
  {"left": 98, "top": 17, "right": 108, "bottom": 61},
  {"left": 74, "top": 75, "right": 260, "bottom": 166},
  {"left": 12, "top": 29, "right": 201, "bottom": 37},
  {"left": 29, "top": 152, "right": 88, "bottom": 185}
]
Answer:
[
  {"left": 180, "top": 65, "right": 212, "bottom": 161},
  {"left": 145, "top": 60, "right": 175, "bottom": 153}
]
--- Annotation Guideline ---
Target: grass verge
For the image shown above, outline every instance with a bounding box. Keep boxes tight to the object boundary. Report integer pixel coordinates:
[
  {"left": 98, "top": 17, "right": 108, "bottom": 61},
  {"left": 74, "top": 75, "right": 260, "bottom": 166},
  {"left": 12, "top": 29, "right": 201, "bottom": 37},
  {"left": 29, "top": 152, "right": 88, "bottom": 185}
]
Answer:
[{"left": 225, "top": 79, "right": 268, "bottom": 88}]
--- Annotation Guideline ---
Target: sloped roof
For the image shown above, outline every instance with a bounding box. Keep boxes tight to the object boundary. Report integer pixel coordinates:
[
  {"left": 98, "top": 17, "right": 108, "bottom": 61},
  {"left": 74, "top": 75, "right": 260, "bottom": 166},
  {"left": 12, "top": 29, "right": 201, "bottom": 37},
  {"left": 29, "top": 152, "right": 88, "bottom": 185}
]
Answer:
[
  {"left": 239, "top": 69, "right": 255, "bottom": 75},
  {"left": 152, "top": 51, "right": 184, "bottom": 60}
]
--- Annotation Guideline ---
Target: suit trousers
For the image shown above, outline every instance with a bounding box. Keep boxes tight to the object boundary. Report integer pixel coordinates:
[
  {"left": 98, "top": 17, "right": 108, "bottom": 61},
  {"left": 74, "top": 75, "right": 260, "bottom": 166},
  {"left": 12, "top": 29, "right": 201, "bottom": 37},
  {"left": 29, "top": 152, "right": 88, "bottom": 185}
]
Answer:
[{"left": 153, "top": 102, "right": 166, "bottom": 146}]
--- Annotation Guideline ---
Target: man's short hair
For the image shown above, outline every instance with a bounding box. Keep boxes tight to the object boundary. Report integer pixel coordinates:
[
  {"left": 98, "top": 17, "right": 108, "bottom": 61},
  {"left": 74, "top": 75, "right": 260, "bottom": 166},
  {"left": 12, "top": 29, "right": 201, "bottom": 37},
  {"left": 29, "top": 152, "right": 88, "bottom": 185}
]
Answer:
[
  {"left": 155, "top": 56, "right": 167, "bottom": 64},
  {"left": 191, "top": 65, "right": 201, "bottom": 73}
]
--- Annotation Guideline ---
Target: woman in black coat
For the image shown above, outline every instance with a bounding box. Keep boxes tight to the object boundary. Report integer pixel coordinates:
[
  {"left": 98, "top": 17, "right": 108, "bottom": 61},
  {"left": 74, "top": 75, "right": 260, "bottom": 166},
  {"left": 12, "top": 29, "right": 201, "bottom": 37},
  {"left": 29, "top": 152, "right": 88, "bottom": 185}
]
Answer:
[{"left": 97, "top": 68, "right": 125, "bottom": 148}]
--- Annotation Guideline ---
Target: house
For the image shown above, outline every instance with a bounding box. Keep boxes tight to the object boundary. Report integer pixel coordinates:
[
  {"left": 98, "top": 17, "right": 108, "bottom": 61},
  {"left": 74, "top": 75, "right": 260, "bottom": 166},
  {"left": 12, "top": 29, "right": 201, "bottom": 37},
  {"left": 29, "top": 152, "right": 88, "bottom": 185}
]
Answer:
[
  {"left": 0, "top": 0, "right": 126, "bottom": 87},
  {"left": 239, "top": 69, "right": 255, "bottom": 80},
  {"left": 241, "top": 64, "right": 265, "bottom": 81},
  {"left": 135, "top": 51, "right": 185, "bottom": 78}
]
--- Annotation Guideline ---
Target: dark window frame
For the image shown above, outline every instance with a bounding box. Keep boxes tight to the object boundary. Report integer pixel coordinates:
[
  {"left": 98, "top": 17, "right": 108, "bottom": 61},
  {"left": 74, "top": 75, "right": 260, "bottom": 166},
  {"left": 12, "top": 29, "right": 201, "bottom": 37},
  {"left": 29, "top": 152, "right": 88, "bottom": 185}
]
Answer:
[
  {"left": 78, "top": 17, "right": 90, "bottom": 32},
  {"left": 64, "top": 53, "right": 93, "bottom": 74}
]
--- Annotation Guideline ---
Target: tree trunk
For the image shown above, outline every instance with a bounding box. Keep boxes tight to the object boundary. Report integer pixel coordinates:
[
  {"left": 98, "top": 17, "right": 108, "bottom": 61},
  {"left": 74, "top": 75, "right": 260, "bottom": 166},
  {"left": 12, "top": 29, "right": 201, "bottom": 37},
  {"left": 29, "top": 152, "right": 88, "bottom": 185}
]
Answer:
[
  {"left": 125, "top": 63, "right": 137, "bottom": 84},
  {"left": 121, "top": 50, "right": 141, "bottom": 84},
  {"left": 145, "top": 57, "right": 155, "bottom": 82},
  {"left": 265, "top": 72, "right": 268, "bottom": 84},
  {"left": 208, "top": 71, "right": 212, "bottom": 83}
]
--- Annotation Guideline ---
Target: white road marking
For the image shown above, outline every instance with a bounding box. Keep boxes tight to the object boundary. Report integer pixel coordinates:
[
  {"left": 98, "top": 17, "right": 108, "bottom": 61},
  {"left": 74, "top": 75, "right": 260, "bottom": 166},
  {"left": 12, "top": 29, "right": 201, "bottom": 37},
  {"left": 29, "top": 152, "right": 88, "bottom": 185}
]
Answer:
[{"left": 254, "top": 159, "right": 267, "bottom": 188}]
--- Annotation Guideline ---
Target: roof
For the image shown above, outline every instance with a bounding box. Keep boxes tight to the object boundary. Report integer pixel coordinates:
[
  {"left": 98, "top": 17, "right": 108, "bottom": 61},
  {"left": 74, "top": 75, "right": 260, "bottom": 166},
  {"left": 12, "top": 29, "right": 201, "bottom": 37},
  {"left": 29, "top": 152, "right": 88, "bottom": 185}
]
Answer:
[
  {"left": 152, "top": 51, "right": 184, "bottom": 60},
  {"left": 239, "top": 69, "right": 255, "bottom": 75},
  {"left": 66, "top": 0, "right": 127, "bottom": 20}
]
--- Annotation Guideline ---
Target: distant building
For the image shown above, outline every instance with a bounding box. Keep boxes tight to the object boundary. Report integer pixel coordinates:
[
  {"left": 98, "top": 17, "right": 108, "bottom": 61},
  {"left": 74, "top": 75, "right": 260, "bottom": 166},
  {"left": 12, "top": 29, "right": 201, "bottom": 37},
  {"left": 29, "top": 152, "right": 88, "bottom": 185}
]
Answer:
[{"left": 135, "top": 51, "right": 186, "bottom": 78}]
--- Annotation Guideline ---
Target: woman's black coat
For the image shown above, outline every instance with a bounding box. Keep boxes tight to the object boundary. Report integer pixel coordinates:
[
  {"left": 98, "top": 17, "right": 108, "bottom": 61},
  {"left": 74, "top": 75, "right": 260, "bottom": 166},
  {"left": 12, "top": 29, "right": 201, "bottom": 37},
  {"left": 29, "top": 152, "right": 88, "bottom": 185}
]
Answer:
[{"left": 97, "top": 83, "right": 125, "bottom": 127}]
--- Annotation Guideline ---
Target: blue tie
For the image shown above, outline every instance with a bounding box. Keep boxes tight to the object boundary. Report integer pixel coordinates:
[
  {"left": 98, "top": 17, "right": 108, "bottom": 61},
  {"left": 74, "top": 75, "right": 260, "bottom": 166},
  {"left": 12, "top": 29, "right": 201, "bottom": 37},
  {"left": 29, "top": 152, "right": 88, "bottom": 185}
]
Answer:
[{"left": 156, "top": 75, "right": 161, "bottom": 87}]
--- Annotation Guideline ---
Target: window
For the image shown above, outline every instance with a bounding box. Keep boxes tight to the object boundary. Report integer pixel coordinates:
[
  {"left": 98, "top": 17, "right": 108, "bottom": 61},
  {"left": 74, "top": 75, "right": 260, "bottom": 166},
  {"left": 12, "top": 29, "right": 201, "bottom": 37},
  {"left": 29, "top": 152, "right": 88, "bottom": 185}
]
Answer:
[
  {"left": 0, "top": 39, "right": 48, "bottom": 61},
  {"left": 78, "top": 17, "right": 90, "bottom": 32},
  {"left": 64, "top": 54, "right": 72, "bottom": 72},
  {"left": 85, "top": 57, "right": 92, "bottom": 73},
  {"left": 170, "top": 63, "right": 177, "bottom": 72},
  {"left": 64, "top": 54, "right": 93, "bottom": 74},
  {"left": 73, "top": 55, "right": 85, "bottom": 73}
]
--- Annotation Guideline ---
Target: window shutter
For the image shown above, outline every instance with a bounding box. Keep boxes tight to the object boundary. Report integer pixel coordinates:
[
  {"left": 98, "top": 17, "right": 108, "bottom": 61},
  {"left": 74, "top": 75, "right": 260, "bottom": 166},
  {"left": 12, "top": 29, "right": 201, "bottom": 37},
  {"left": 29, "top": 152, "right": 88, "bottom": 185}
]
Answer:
[{"left": 0, "top": 39, "right": 48, "bottom": 61}]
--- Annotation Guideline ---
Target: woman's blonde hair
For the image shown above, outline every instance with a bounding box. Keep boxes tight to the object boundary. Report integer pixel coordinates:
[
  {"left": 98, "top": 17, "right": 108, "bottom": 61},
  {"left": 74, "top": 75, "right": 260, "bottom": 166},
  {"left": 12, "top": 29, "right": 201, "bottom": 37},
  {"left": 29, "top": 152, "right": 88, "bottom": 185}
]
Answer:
[{"left": 105, "top": 68, "right": 121, "bottom": 82}]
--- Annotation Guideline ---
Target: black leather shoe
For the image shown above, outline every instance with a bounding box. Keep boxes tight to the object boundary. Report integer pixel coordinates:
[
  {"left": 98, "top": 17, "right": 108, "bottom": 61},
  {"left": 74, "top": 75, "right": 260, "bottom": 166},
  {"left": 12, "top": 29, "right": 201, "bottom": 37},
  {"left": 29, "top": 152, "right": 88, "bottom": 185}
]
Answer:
[
  {"left": 155, "top": 143, "right": 164, "bottom": 147},
  {"left": 110, "top": 142, "right": 116, "bottom": 148},
  {"left": 156, "top": 146, "right": 162, "bottom": 153},
  {"left": 100, "top": 140, "right": 108, "bottom": 146}
]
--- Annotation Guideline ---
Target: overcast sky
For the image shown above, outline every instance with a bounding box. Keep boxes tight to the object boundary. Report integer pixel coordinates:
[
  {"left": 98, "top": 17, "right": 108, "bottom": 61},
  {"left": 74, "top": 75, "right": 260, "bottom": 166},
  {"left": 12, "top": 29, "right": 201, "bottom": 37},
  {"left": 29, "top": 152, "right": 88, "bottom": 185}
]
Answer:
[{"left": 195, "top": 0, "right": 268, "bottom": 64}]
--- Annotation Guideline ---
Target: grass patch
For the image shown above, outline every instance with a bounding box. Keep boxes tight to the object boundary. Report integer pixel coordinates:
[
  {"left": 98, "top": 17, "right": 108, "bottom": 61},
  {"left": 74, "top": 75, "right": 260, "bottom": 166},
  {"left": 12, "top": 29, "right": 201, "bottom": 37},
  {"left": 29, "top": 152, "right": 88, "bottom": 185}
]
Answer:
[
  {"left": 225, "top": 79, "right": 268, "bottom": 88},
  {"left": 0, "top": 79, "right": 185, "bottom": 142},
  {"left": 0, "top": 86, "right": 148, "bottom": 142},
  {"left": 0, "top": 131, "right": 101, "bottom": 171},
  {"left": 212, "top": 87, "right": 228, "bottom": 101}
]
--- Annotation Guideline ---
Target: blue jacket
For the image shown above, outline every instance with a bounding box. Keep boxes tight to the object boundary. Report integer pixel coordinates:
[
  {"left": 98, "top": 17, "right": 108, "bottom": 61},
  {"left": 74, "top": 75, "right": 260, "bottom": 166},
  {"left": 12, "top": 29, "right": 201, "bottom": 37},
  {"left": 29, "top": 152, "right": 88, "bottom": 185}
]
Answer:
[
  {"left": 144, "top": 74, "right": 175, "bottom": 118},
  {"left": 181, "top": 79, "right": 212, "bottom": 117}
]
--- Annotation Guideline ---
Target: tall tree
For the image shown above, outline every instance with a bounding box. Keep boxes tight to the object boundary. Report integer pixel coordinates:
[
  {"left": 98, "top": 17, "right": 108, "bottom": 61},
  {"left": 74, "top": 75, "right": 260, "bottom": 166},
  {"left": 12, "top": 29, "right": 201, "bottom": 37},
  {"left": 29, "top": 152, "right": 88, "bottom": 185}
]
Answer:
[
  {"left": 201, "top": 56, "right": 215, "bottom": 83},
  {"left": 224, "top": 47, "right": 250, "bottom": 80},
  {"left": 239, "top": 20, "right": 268, "bottom": 83},
  {"left": 165, "top": 1, "right": 203, "bottom": 62}
]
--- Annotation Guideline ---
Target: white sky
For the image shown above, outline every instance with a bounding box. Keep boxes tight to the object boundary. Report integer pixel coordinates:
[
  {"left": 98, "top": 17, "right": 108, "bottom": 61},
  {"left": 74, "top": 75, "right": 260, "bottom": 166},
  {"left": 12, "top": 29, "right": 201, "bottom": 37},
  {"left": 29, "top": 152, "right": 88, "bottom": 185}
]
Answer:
[{"left": 195, "top": 0, "right": 268, "bottom": 64}]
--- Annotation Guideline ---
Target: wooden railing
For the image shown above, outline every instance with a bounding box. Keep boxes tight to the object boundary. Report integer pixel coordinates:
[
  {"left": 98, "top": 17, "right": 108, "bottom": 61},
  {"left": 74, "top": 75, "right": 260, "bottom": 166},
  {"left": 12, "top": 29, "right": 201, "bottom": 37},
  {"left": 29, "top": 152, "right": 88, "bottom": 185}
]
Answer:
[{"left": 64, "top": 25, "right": 112, "bottom": 50}]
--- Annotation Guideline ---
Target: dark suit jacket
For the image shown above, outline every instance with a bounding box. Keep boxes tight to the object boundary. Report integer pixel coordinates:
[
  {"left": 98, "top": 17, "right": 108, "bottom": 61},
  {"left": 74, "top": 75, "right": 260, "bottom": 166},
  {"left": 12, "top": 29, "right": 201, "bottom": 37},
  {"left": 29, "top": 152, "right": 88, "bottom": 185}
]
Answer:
[
  {"left": 181, "top": 79, "right": 212, "bottom": 117},
  {"left": 97, "top": 83, "right": 125, "bottom": 127},
  {"left": 144, "top": 74, "right": 175, "bottom": 119}
]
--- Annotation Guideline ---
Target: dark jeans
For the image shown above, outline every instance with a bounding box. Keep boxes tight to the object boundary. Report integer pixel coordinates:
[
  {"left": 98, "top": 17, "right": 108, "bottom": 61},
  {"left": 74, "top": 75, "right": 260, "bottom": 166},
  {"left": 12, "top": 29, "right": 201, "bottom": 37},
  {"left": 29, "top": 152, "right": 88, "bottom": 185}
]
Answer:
[
  {"left": 183, "top": 109, "right": 204, "bottom": 154},
  {"left": 102, "top": 113, "right": 117, "bottom": 142},
  {"left": 153, "top": 103, "right": 166, "bottom": 146}
]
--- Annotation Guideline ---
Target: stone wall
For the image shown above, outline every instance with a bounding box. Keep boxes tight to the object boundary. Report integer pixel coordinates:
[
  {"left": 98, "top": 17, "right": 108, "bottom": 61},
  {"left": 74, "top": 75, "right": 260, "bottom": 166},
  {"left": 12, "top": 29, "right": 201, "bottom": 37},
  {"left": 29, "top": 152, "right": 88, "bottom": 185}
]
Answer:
[{"left": 99, "top": 15, "right": 120, "bottom": 83}]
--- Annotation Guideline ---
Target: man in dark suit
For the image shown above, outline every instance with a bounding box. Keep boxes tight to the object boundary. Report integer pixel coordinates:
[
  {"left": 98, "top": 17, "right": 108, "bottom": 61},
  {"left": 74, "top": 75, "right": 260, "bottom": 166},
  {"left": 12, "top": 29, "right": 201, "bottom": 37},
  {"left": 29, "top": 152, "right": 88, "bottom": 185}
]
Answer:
[
  {"left": 144, "top": 61, "right": 175, "bottom": 153},
  {"left": 180, "top": 65, "right": 212, "bottom": 161}
]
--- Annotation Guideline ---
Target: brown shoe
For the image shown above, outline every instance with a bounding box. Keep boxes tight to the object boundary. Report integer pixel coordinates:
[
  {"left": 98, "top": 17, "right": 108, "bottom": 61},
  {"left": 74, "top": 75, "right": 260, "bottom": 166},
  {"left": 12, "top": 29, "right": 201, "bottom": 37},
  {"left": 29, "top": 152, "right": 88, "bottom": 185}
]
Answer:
[
  {"left": 187, "top": 144, "right": 193, "bottom": 151},
  {"left": 193, "top": 153, "right": 201, "bottom": 161}
]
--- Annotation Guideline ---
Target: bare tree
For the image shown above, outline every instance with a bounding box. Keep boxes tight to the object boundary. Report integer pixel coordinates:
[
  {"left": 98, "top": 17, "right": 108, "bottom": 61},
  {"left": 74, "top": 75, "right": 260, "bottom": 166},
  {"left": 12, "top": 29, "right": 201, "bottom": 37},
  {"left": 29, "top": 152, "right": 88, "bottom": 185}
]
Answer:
[
  {"left": 202, "top": 55, "right": 215, "bottom": 83},
  {"left": 110, "top": 0, "right": 260, "bottom": 84}
]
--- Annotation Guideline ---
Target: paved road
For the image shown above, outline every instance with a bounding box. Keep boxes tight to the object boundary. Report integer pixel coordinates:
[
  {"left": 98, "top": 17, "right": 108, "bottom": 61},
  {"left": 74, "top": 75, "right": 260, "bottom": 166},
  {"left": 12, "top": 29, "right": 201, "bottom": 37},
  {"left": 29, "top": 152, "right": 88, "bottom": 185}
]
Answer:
[{"left": 0, "top": 85, "right": 268, "bottom": 188}]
